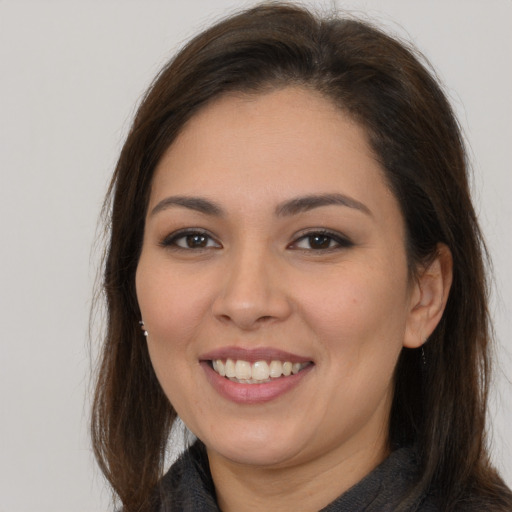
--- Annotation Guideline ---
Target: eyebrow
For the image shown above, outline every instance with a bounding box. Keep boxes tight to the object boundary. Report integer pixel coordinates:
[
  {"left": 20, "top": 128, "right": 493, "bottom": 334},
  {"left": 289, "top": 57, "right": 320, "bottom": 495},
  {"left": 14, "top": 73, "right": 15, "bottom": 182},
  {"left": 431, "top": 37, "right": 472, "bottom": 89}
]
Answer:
[
  {"left": 150, "top": 193, "right": 372, "bottom": 218},
  {"left": 150, "top": 196, "right": 224, "bottom": 217},
  {"left": 275, "top": 193, "right": 372, "bottom": 217}
]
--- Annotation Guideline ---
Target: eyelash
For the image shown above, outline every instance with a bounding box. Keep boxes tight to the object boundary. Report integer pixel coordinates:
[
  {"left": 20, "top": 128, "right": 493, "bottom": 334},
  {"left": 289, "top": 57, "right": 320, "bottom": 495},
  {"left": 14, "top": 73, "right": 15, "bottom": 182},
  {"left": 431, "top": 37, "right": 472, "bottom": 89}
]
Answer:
[
  {"left": 160, "top": 228, "right": 353, "bottom": 252},
  {"left": 289, "top": 229, "right": 354, "bottom": 252},
  {"left": 160, "top": 229, "right": 221, "bottom": 250}
]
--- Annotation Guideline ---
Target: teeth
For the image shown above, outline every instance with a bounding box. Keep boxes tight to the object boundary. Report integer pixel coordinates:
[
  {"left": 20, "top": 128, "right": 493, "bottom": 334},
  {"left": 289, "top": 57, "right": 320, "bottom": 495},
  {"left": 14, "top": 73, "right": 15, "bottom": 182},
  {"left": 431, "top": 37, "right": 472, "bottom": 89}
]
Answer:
[
  {"left": 225, "top": 358, "right": 236, "bottom": 378},
  {"left": 252, "top": 361, "right": 270, "bottom": 380},
  {"left": 269, "top": 360, "right": 282, "bottom": 378},
  {"left": 215, "top": 359, "right": 226, "bottom": 377},
  {"left": 212, "top": 358, "right": 309, "bottom": 382},
  {"left": 235, "top": 360, "right": 252, "bottom": 380}
]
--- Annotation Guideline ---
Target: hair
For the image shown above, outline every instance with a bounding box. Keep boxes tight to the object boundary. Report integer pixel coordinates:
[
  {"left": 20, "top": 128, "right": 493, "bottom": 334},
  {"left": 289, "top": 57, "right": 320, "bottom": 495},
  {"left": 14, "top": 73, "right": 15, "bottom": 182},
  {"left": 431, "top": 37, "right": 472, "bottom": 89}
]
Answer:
[{"left": 91, "top": 3, "right": 512, "bottom": 511}]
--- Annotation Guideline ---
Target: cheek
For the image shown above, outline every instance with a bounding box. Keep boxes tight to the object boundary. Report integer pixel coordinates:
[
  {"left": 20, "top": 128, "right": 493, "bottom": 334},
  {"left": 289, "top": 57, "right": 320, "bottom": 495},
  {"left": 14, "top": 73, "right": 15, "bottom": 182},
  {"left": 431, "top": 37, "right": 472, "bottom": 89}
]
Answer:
[
  {"left": 135, "top": 261, "right": 213, "bottom": 413},
  {"left": 135, "top": 266, "right": 212, "bottom": 417},
  {"left": 301, "top": 266, "right": 407, "bottom": 324},
  {"left": 136, "top": 261, "right": 213, "bottom": 346},
  {"left": 293, "top": 264, "right": 410, "bottom": 363}
]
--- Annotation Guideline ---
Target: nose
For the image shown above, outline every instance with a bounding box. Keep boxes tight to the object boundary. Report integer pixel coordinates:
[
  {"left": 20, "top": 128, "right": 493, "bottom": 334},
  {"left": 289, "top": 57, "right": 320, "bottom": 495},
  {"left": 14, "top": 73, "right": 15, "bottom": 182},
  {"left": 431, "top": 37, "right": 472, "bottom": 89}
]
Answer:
[{"left": 211, "top": 246, "right": 292, "bottom": 331}]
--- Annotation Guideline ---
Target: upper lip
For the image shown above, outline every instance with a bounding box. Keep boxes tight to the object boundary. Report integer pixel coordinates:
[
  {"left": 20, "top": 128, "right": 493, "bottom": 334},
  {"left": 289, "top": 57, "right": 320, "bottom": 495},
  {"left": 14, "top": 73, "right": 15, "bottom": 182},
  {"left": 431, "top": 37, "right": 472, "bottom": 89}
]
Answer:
[{"left": 199, "top": 346, "right": 312, "bottom": 364}]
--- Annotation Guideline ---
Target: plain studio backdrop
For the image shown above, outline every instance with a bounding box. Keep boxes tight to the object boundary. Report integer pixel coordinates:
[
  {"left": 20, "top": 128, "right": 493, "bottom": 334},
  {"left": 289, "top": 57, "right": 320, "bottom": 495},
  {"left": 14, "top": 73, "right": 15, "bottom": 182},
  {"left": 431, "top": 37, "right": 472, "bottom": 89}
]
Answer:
[{"left": 0, "top": 1, "right": 511, "bottom": 511}]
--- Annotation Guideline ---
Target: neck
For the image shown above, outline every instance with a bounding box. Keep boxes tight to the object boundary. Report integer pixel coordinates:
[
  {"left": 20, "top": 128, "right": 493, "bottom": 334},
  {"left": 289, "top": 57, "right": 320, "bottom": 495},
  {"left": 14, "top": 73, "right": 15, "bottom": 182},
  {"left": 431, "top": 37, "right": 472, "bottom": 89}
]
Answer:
[{"left": 207, "top": 435, "right": 389, "bottom": 512}]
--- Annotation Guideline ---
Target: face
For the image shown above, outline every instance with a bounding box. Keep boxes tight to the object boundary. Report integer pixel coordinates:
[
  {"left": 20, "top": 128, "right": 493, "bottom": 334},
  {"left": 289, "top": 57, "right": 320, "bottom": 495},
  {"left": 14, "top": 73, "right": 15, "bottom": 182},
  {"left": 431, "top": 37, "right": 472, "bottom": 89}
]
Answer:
[{"left": 136, "top": 87, "right": 420, "bottom": 470}]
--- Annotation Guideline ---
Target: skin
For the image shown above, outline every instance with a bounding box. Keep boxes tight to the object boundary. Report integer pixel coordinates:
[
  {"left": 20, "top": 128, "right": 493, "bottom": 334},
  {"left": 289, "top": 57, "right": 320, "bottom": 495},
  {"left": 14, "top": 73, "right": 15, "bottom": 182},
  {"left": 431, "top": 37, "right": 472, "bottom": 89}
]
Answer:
[{"left": 136, "top": 87, "right": 452, "bottom": 511}]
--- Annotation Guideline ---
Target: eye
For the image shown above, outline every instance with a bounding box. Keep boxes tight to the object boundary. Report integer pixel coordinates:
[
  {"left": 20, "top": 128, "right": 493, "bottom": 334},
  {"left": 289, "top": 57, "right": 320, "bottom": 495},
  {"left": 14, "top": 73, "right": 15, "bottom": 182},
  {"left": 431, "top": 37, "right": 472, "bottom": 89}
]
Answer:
[
  {"left": 161, "top": 229, "right": 221, "bottom": 250},
  {"left": 290, "top": 230, "right": 353, "bottom": 251}
]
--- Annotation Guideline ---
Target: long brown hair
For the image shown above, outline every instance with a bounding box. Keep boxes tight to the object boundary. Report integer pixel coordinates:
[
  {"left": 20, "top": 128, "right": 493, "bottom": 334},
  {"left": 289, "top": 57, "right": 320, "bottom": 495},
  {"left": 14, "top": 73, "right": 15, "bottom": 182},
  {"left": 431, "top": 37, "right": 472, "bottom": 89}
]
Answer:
[{"left": 91, "top": 3, "right": 512, "bottom": 511}]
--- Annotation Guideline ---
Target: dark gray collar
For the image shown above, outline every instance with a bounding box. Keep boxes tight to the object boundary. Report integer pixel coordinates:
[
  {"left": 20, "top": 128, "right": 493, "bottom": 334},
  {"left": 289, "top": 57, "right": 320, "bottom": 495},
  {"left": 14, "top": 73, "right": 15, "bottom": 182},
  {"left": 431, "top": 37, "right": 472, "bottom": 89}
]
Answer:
[{"left": 157, "top": 442, "right": 437, "bottom": 512}]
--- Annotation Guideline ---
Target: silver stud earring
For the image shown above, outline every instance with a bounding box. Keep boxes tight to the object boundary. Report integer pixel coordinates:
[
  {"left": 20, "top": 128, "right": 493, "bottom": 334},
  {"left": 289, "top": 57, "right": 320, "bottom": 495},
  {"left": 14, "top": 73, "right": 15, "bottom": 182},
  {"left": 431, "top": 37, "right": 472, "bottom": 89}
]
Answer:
[{"left": 139, "top": 320, "right": 148, "bottom": 338}]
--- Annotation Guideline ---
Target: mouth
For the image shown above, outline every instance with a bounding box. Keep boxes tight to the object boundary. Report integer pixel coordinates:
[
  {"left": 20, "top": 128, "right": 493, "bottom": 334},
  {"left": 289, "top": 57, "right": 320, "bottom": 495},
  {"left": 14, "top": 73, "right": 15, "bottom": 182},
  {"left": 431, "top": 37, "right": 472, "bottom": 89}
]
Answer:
[
  {"left": 209, "top": 358, "right": 313, "bottom": 384},
  {"left": 199, "top": 347, "right": 314, "bottom": 402}
]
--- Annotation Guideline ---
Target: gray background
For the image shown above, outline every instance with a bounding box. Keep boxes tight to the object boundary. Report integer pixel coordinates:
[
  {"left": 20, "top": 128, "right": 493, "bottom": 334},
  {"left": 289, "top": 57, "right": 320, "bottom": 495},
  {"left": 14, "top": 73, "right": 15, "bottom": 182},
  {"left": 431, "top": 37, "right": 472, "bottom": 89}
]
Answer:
[{"left": 1, "top": 1, "right": 510, "bottom": 510}]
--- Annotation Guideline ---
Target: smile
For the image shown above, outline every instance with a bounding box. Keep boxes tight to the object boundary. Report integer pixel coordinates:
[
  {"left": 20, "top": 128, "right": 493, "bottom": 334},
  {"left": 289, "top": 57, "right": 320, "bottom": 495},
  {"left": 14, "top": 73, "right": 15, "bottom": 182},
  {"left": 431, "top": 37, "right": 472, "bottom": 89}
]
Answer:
[
  {"left": 200, "top": 347, "right": 314, "bottom": 403},
  {"left": 211, "top": 359, "right": 311, "bottom": 383}
]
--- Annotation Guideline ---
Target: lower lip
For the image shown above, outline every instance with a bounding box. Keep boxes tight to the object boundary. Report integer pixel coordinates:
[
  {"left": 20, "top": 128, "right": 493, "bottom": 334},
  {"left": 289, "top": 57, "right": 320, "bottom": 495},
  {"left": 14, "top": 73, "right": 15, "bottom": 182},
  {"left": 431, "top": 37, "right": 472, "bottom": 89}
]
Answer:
[{"left": 201, "top": 362, "right": 313, "bottom": 404}]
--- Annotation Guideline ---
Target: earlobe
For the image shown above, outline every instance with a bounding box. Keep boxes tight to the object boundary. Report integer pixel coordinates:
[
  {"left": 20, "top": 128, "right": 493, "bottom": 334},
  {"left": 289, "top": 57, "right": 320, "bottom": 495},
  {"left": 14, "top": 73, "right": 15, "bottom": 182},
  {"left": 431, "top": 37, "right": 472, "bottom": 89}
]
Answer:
[{"left": 403, "top": 244, "right": 453, "bottom": 349}]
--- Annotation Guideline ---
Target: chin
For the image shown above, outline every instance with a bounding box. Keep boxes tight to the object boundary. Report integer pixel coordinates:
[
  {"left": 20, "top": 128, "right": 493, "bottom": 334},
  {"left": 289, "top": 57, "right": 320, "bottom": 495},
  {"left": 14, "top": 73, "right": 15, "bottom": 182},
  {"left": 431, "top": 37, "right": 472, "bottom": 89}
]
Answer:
[
  {"left": 199, "top": 422, "right": 308, "bottom": 467},
  {"left": 212, "top": 441, "right": 301, "bottom": 467}
]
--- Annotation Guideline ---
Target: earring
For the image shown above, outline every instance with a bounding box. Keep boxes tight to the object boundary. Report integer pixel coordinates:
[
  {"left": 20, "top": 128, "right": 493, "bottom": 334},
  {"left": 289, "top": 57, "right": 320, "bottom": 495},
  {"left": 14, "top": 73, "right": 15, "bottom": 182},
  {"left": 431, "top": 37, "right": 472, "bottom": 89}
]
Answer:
[
  {"left": 421, "top": 346, "right": 427, "bottom": 367},
  {"left": 139, "top": 320, "right": 148, "bottom": 338},
  {"left": 420, "top": 337, "right": 429, "bottom": 369}
]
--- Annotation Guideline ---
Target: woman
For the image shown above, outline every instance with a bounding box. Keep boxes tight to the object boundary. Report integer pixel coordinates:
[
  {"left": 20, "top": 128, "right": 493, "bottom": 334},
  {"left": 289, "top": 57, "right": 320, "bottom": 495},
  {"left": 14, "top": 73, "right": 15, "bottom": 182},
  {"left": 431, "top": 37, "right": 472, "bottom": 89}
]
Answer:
[{"left": 91, "top": 3, "right": 512, "bottom": 511}]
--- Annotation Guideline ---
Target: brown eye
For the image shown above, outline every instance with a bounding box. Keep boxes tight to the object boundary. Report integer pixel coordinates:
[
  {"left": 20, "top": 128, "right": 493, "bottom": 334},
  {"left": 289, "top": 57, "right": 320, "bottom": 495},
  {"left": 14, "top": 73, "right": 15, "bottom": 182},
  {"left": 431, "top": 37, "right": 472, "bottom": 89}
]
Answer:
[
  {"left": 291, "top": 230, "right": 354, "bottom": 251},
  {"left": 184, "top": 233, "right": 209, "bottom": 248},
  {"left": 308, "top": 234, "right": 332, "bottom": 249},
  {"left": 162, "top": 230, "right": 221, "bottom": 250}
]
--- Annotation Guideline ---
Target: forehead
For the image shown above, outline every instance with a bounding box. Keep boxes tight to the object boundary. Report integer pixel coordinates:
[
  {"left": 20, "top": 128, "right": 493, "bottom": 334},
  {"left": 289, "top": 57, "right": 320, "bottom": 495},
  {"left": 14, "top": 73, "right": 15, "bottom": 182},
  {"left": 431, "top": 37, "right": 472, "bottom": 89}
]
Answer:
[{"left": 149, "top": 87, "right": 394, "bottom": 215}]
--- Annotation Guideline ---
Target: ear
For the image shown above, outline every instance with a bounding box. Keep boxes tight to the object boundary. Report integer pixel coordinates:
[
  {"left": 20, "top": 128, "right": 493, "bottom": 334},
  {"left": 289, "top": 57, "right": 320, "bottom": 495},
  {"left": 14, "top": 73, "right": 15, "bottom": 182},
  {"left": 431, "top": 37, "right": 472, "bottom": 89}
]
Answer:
[{"left": 403, "top": 243, "right": 453, "bottom": 349}]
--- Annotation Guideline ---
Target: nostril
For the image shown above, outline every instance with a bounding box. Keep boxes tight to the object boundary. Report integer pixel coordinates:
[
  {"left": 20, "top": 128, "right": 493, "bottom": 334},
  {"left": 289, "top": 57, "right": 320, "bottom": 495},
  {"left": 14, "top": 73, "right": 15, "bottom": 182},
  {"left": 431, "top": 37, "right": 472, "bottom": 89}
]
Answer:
[{"left": 212, "top": 287, "right": 293, "bottom": 329}]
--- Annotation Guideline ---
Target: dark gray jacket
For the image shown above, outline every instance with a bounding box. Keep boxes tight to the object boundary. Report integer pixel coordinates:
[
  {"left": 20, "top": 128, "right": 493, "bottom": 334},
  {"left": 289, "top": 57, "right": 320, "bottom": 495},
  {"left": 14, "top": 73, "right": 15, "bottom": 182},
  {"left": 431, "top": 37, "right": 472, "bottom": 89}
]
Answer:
[{"left": 154, "top": 442, "right": 440, "bottom": 511}]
